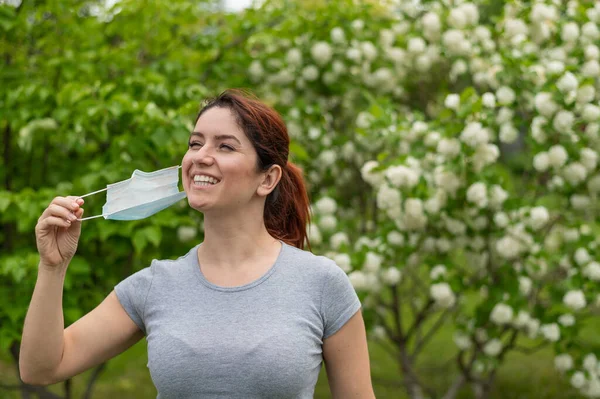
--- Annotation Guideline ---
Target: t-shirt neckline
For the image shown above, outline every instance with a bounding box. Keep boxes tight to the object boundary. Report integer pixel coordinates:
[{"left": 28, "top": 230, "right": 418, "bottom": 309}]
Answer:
[{"left": 191, "top": 240, "right": 287, "bottom": 292}]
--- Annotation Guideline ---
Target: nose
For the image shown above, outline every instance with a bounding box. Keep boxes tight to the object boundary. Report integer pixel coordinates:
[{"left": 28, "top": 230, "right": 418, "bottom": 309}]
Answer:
[{"left": 192, "top": 145, "right": 215, "bottom": 166}]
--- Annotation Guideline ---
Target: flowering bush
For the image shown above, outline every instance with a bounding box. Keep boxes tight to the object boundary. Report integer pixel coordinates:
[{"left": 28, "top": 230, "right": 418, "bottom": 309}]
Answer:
[{"left": 244, "top": 0, "right": 600, "bottom": 397}]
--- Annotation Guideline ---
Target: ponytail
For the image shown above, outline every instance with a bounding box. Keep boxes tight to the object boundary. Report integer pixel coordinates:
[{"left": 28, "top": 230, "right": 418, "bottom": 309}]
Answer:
[{"left": 265, "top": 162, "right": 310, "bottom": 250}]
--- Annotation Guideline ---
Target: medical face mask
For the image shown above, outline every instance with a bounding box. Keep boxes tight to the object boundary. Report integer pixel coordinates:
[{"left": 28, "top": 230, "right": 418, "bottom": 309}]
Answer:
[{"left": 77, "top": 165, "right": 187, "bottom": 221}]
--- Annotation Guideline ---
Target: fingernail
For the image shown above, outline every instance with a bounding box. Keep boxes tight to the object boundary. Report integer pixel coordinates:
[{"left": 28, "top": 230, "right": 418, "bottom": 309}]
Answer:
[
  {"left": 69, "top": 214, "right": 77, "bottom": 221},
  {"left": 77, "top": 198, "right": 84, "bottom": 205}
]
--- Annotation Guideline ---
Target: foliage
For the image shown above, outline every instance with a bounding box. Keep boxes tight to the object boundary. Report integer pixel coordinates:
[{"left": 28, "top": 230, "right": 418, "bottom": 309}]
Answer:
[{"left": 2, "top": 0, "right": 600, "bottom": 398}]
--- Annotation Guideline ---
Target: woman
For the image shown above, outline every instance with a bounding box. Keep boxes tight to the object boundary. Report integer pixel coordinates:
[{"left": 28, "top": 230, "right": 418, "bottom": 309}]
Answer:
[{"left": 20, "top": 90, "right": 375, "bottom": 398}]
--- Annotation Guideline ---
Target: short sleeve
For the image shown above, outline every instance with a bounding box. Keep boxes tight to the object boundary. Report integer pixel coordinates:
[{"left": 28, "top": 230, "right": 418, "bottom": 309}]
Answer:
[
  {"left": 320, "top": 262, "right": 362, "bottom": 339},
  {"left": 114, "top": 263, "right": 155, "bottom": 334}
]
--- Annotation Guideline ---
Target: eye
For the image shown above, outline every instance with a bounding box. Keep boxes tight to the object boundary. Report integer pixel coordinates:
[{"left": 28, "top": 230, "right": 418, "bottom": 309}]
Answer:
[
  {"left": 188, "top": 141, "right": 203, "bottom": 149},
  {"left": 220, "top": 144, "right": 235, "bottom": 151}
]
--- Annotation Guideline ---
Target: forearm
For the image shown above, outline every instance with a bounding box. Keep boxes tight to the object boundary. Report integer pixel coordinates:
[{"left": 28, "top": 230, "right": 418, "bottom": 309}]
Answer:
[{"left": 19, "top": 263, "right": 68, "bottom": 384}]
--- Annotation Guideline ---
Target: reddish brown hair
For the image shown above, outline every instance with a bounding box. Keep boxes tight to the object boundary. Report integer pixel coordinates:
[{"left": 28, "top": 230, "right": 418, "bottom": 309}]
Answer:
[{"left": 195, "top": 89, "right": 310, "bottom": 250}]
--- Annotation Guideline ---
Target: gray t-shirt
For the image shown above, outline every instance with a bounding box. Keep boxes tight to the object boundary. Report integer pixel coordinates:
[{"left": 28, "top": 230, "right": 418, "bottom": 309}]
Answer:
[{"left": 114, "top": 241, "right": 361, "bottom": 398}]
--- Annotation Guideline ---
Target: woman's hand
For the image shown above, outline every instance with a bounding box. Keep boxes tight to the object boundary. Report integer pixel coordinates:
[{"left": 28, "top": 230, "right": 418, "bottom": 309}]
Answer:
[{"left": 35, "top": 196, "right": 85, "bottom": 269}]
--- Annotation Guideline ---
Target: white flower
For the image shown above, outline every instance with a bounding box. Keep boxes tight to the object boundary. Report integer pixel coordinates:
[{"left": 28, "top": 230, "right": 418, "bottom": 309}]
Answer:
[
  {"left": 489, "top": 185, "right": 508, "bottom": 209},
  {"left": 496, "top": 236, "right": 522, "bottom": 259},
  {"left": 387, "top": 231, "right": 404, "bottom": 246},
  {"left": 444, "top": 94, "right": 460, "bottom": 110},
  {"left": 533, "top": 152, "right": 550, "bottom": 171},
  {"left": 494, "top": 212, "right": 509, "bottom": 228},
  {"left": 483, "top": 339, "right": 503, "bottom": 357},
  {"left": 319, "top": 215, "right": 337, "bottom": 231},
  {"left": 535, "top": 92, "right": 558, "bottom": 117},
  {"left": 434, "top": 169, "right": 461, "bottom": 195},
  {"left": 177, "top": 226, "right": 197, "bottom": 242},
  {"left": 430, "top": 265, "right": 447, "bottom": 280},
  {"left": 557, "top": 72, "right": 578, "bottom": 93},
  {"left": 348, "top": 270, "right": 367, "bottom": 290},
  {"left": 443, "top": 29, "right": 468, "bottom": 55},
  {"left": 584, "top": 354, "right": 598, "bottom": 371},
  {"left": 467, "top": 182, "right": 488, "bottom": 208},
  {"left": 248, "top": 60, "right": 264, "bottom": 80},
  {"left": 315, "top": 197, "right": 337, "bottom": 215},
  {"left": 461, "top": 3, "right": 479, "bottom": 25},
  {"left": 448, "top": 8, "right": 467, "bottom": 29},
  {"left": 437, "top": 138, "right": 461, "bottom": 158},
  {"left": 430, "top": 283, "right": 456, "bottom": 308},
  {"left": 346, "top": 48, "right": 361, "bottom": 62},
  {"left": 548, "top": 145, "right": 568, "bottom": 168},
  {"left": 575, "top": 248, "right": 591, "bottom": 266},
  {"left": 584, "top": 262, "right": 600, "bottom": 281},
  {"left": 558, "top": 313, "right": 575, "bottom": 327},
  {"left": 460, "top": 122, "right": 490, "bottom": 147},
  {"left": 307, "top": 223, "right": 322, "bottom": 245},
  {"left": 361, "top": 41, "right": 377, "bottom": 61},
  {"left": 381, "top": 267, "right": 402, "bottom": 285},
  {"left": 582, "top": 22, "right": 600, "bottom": 40},
  {"left": 490, "top": 303, "right": 513, "bottom": 325},
  {"left": 552, "top": 110, "right": 574, "bottom": 133},
  {"left": 377, "top": 184, "right": 401, "bottom": 210},
  {"left": 586, "top": 44, "right": 600, "bottom": 60},
  {"left": 580, "top": 148, "right": 598, "bottom": 171},
  {"left": 583, "top": 60, "right": 600, "bottom": 77},
  {"left": 496, "top": 86, "right": 516, "bottom": 105},
  {"left": 330, "top": 27, "right": 345, "bottom": 43},
  {"left": 583, "top": 104, "right": 600, "bottom": 122},
  {"left": 499, "top": 123, "right": 518, "bottom": 143},
  {"left": 286, "top": 48, "right": 303, "bottom": 66},
  {"left": 571, "top": 372, "right": 586, "bottom": 389},
  {"left": 564, "top": 290, "right": 587, "bottom": 311},
  {"left": 561, "top": 22, "right": 580, "bottom": 42},
  {"left": 554, "top": 354, "right": 574, "bottom": 372},
  {"left": 333, "top": 253, "right": 352, "bottom": 272},
  {"left": 408, "top": 37, "right": 426, "bottom": 53},
  {"left": 302, "top": 65, "right": 319, "bottom": 81},
  {"left": 529, "top": 206, "right": 549, "bottom": 230},
  {"left": 422, "top": 12, "right": 441, "bottom": 38},
  {"left": 361, "top": 161, "right": 384, "bottom": 187},
  {"left": 571, "top": 195, "right": 591, "bottom": 210},
  {"left": 482, "top": 93, "right": 496, "bottom": 108},
  {"left": 540, "top": 323, "right": 561, "bottom": 342},
  {"left": 513, "top": 310, "right": 531, "bottom": 328},
  {"left": 563, "top": 162, "right": 587, "bottom": 185},
  {"left": 330, "top": 232, "right": 349, "bottom": 250},
  {"left": 578, "top": 85, "right": 597, "bottom": 104},
  {"left": 351, "top": 19, "right": 364, "bottom": 31},
  {"left": 385, "top": 165, "right": 420, "bottom": 188},
  {"left": 364, "top": 252, "right": 383, "bottom": 273},
  {"left": 453, "top": 331, "right": 472, "bottom": 350},
  {"left": 519, "top": 276, "right": 532, "bottom": 296},
  {"left": 472, "top": 144, "right": 500, "bottom": 172}
]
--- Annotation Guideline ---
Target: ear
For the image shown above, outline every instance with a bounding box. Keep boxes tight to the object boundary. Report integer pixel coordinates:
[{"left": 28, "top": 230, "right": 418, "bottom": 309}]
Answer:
[{"left": 257, "top": 164, "right": 283, "bottom": 197}]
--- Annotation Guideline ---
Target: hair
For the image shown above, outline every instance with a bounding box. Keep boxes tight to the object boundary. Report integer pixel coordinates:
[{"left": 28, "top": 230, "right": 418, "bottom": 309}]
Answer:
[{"left": 195, "top": 89, "right": 310, "bottom": 250}]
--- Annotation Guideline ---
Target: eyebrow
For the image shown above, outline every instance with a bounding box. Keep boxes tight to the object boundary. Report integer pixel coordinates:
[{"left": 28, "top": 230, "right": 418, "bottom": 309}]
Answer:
[{"left": 189, "top": 131, "right": 242, "bottom": 145}]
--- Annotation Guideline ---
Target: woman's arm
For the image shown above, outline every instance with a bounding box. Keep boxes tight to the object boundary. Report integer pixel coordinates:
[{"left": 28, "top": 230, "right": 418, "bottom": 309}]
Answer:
[
  {"left": 322, "top": 311, "right": 376, "bottom": 398},
  {"left": 20, "top": 286, "right": 143, "bottom": 385}
]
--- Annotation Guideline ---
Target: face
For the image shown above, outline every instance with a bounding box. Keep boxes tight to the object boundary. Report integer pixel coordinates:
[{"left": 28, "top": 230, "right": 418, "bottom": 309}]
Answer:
[{"left": 181, "top": 107, "right": 268, "bottom": 212}]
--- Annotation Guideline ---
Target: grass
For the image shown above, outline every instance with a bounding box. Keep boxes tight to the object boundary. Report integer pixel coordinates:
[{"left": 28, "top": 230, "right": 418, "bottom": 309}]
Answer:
[{"left": 0, "top": 333, "right": 583, "bottom": 399}]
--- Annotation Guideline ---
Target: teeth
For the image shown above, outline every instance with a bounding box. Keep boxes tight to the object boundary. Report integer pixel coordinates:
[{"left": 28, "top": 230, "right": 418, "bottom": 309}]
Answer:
[{"left": 193, "top": 175, "right": 219, "bottom": 184}]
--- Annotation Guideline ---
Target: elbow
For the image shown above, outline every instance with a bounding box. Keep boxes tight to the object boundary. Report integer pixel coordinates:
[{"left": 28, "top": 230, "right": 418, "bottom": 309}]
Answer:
[{"left": 19, "top": 363, "right": 55, "bottom": 386}]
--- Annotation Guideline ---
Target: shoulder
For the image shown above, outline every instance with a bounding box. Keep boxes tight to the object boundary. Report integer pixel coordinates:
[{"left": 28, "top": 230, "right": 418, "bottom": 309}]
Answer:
[
  {"left": 147, "top": 245, "right": 199, "bottom": 275},
  {"left": 281, "top": 243, "right": 346, "bottom": 282}
]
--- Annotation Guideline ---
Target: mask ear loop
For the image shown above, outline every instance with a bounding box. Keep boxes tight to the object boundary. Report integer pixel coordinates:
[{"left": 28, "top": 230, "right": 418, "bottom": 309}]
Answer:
[
  {"left": 75, "top": 165, "right": 184, "bottom": 221},
  {"left": 76, "top": 187, "right": 108, "bottom": 221}
]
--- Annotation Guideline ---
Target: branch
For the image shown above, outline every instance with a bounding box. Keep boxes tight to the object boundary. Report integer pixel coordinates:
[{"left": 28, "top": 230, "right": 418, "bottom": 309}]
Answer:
[
  {"left": 404, "top": 299, "right": 434, "bottom": 343},
  {"left": 411, "top": 304, "right": 455, "bottom": 358},
  {"left": 441, "top": 374, "right": 467, "bottom": 399},
  {"left": 514, "top": 341, "right": 548, "bottom": 355},
  {"left": 83, "top": 363, "right": 107, "bottom": 399}
]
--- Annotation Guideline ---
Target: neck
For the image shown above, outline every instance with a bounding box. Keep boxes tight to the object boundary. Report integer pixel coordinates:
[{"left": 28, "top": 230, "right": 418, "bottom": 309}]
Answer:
[{"left": 198, "top": 206, "right": 280, "bottom": 270}]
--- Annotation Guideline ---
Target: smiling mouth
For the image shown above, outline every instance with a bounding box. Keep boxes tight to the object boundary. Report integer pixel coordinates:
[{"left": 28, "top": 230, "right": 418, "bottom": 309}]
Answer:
[{"left": 192, "top": 174, "right": 220, "bottom": 187}]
